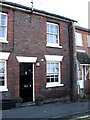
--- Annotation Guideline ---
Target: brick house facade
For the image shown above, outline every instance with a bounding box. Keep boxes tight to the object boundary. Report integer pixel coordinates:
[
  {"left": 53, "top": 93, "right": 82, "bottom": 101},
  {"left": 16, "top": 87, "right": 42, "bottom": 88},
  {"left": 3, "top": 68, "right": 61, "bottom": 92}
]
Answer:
[
  {"left": 0, "top": 1, "right": 77, "bottom": 103},
  {"left": 75, "top": 26, "right": 90, "bottom": 95}
]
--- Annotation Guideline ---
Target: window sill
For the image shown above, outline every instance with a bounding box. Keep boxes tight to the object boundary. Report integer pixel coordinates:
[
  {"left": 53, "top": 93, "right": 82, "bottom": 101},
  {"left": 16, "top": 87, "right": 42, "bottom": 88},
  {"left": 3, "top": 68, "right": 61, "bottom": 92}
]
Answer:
[
  {"left": 46, "top": 83, "right": 64, "bottom": 88},
  {"left": 46, "top": 44, "right": 62, "bottom": 49},
  {"left": 76, "top": 45, "right": 83, "bottom": 47},
  {"left": 0, "top": 40, "right": 9, "bottom": 43},
  {"left": 0, "top": 88, "right": 8, "bottom": 92}
]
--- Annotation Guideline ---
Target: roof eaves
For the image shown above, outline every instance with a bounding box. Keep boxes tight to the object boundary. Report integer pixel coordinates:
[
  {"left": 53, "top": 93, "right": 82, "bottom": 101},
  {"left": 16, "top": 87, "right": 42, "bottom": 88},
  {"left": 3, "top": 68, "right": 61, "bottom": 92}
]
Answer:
[
  {"left": 34, "top": 9, "right": 77, "bottom": 22},
  {"left": 0, "top": 0, "right": 77, "bottom": 22},
  {"left": 75, "top": 26, "right": 90, "bottom": 33}
]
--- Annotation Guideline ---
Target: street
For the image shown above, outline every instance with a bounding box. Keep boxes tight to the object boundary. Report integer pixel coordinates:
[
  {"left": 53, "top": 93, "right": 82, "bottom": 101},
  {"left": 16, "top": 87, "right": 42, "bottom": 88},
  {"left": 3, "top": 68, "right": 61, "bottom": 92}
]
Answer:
[{"left": 1, "top": 101, "right": 90, "bottom": 119}]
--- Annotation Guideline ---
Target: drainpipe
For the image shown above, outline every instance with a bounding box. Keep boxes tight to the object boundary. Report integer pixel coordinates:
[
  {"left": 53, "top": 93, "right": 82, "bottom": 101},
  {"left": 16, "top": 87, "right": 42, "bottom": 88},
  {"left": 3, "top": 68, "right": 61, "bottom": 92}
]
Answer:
[
  {"left": 68, "top": 21, "right": 77, "bottom": 101},
  {"left": 11, "top": 9, "right": 16, "bottom": 98}
]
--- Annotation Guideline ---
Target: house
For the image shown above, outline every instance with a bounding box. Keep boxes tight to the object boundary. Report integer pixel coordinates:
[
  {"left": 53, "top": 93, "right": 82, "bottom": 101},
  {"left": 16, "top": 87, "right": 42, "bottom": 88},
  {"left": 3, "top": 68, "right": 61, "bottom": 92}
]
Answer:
[
  {"left": 75, "top": 26, "right": 90, "bottom": 95},
  {"left": 0, "top": 1, "right": 77, "bottom": 104}
]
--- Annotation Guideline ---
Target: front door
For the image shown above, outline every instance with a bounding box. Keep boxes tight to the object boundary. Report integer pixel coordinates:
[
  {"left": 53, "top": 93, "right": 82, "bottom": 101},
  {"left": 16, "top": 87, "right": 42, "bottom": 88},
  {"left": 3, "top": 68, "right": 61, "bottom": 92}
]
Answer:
[
  {"left": 77, "top": 65, "right": 89, "bottom": 94},
  {"left": 20, "top": 63, "right": 33, "bottom": 102}
]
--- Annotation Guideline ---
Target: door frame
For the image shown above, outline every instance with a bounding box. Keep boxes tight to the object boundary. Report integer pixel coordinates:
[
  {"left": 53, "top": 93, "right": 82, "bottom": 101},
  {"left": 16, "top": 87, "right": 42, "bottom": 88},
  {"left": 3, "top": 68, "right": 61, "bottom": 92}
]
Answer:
[
  {"left": 32, "top": 63, "right": 35, "bottom": 102},
  {"left": 77, "top": 63, "right": 90, "bottom": 94},
  {"left": 16, "top": 56, "right": 37, "bottom": 102}
]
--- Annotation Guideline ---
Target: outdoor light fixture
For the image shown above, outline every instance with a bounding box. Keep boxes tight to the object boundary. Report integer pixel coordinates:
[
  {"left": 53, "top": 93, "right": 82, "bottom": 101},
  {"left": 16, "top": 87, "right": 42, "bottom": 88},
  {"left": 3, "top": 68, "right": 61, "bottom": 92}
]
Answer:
[
  {"left": 41, "top": 59, "right": 44, "bottom": 62},
  {"left": 36, "top": 61, "right": 40, "bottom": 67}
]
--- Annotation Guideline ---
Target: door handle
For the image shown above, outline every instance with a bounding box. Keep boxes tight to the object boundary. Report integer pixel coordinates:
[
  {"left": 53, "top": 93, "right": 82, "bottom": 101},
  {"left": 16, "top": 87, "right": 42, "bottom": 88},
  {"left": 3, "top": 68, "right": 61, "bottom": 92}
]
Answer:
[{"left": 29, "top": 85, "right": 31, "bottom": 87}]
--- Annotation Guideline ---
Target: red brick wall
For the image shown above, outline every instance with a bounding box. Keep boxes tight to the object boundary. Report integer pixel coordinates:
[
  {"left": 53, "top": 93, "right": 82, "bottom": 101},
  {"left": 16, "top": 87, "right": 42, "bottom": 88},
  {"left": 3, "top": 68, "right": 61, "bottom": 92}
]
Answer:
[{"left": 2, "top": 8, "right": 71, "bottom": 100}]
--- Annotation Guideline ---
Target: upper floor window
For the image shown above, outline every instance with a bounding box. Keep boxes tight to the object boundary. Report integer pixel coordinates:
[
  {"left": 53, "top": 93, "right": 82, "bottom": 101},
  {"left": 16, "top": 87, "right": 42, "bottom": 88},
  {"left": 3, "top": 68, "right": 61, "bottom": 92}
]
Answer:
[
  {"left": 0, "top": 12, "right": 7, "bottom": 42},
  {"left": 46, "top": 22, "right": 61, "bottom": 48},
  {"left": 87, "top": 35, "right": 90, "bottom": 47},
  {"left": 75, "top": 32, "right": 83, "bottom": 46}
]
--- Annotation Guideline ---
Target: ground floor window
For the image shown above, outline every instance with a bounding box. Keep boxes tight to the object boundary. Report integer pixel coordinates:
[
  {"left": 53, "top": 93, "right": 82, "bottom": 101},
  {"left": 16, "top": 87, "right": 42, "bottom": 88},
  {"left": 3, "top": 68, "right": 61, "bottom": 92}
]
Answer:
[
  {"left": 47, "top": 61, "right": 59, "bottom": 83},
  {"left": 46, "top": 61, "right": 63, "bottom": 88},
  {"left": 0, "top": 60, "right": 7, "bottom": 91},
  {"left": 45, "top": 55, "right": 63, "bottom": 88}
]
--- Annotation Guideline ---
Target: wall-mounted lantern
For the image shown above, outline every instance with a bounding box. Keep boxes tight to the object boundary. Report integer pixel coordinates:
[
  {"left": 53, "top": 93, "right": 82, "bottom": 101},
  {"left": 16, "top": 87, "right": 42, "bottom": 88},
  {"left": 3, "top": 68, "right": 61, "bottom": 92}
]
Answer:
[{"left": 36, "top": 61, "right": 40, "bottom": 67}]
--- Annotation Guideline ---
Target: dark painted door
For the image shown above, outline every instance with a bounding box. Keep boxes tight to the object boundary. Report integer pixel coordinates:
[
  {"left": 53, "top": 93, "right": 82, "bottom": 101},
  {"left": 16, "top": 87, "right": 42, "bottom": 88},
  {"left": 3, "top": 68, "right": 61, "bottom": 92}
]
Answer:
[{"left": 20, "top": 63, "right": 33, "bottom": 102}]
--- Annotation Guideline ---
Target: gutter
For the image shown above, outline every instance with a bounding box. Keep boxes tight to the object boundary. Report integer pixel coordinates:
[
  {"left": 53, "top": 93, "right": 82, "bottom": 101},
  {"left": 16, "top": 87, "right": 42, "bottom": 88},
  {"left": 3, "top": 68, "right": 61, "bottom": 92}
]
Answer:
[{"left": 0, "top": 1, "right": 77, "bottom": 23}]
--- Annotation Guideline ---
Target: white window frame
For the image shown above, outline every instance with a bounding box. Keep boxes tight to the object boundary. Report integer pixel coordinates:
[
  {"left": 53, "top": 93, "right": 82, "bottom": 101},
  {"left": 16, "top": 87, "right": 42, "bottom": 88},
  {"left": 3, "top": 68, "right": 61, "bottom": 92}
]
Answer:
[
  {"left": 0, "top": 12, "right": 8, "bottom": 43},
  {"left": 0, "top": 52, "right": 10, "bottom": 91},
  {"left": 46, "top": 22, "right": 62, "bottom": 48},
  {"left": 45, "top": 55, "right": 64, "bottom": 88},
  {"left": 75, "top": 32, "right": 83, "bottom": 46}
]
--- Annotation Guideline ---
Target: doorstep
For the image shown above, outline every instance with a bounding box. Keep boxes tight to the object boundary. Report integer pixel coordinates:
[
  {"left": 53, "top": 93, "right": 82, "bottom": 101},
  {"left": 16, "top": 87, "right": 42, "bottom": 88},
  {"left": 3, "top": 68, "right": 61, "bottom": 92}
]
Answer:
[{"left": 20, "top": 102, "right": 36, "bottom": 107}]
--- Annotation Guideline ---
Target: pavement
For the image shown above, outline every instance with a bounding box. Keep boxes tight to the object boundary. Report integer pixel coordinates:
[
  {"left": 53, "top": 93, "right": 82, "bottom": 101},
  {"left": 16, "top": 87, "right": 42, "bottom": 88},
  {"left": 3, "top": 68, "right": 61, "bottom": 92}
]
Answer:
[{"left": 1, "top": 100, "right": 90, "bottom": 119}]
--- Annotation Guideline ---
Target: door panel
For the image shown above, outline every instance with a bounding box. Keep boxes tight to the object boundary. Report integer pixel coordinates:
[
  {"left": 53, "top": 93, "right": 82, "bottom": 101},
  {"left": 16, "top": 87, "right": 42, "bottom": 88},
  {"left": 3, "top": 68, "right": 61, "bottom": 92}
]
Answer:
[{"left": 20, "top": 63, "right": 33, "bottom": 102}]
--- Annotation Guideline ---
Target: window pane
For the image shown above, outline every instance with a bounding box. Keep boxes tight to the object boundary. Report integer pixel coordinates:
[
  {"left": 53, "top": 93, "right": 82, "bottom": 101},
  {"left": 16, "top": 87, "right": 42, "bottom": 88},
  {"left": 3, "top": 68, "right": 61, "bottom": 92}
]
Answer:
[
  {"left": 1, "top": 14, "right": 7, "bottom": 26},
  {"left": 47, "top": 34, "right": 58, "bottom": 44},
  {"left": 0, "top": 75, "right": 4, "bottom": 86},
  {"left": 0, "top": 62, "right": 5, "bottom": 73},
  {"left": 47, "top": 77, "right": 50, "bottom": 82},
  {"left": 55, "top": 77, "right": 58, "bottom": 82},
  {"left": 0, "top": 26, "right": 6, "bottom": 37},
  {"left": 51, "top": 77, "right": 54, "bottom": 82},
  {"left": 52, "top": 35, "right": 57, "bottom": 43},
  {"left": 47, "top": 23, "right": 50, "bottom": 33}
]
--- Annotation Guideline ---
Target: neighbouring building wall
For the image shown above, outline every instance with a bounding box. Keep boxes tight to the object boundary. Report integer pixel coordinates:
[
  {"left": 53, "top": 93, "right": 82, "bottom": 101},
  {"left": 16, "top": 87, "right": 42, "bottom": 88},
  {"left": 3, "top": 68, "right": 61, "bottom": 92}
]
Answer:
[{"left": 75, "top": 26, "right": 90, "bottom": 94}]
